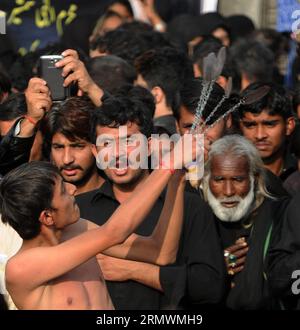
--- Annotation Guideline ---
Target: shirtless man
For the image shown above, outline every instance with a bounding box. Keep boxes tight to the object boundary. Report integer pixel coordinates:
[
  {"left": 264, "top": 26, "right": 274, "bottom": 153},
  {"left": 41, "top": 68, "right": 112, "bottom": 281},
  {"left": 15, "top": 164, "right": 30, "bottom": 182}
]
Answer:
[{"left": 0, "top": 133, "right": 198, "bottom": 309}]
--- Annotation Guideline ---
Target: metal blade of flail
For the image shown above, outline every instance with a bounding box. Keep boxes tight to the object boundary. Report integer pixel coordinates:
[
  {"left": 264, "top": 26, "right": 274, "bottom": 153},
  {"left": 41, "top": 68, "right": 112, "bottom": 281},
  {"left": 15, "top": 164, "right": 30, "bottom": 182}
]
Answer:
[
  {"left": 242, "top": 85, "right": 271, "bottom": 105},
  {"left": 190, "top": 47, "right": 227, "bottom": 133},
  {"left": 224, "top": 76, "right": 232, "bottom": 97},
  {"left": 203, "top": 85, "right": 270, "bottom": 134},
  {"left": 212, "top": 47, "right": 226, "bottom": 81},
  {"left": 200, "top": 77, "right": 232, "bottom": 130},
  {"left": 203, "top": 52, "right": 217, "bottom": 82}
]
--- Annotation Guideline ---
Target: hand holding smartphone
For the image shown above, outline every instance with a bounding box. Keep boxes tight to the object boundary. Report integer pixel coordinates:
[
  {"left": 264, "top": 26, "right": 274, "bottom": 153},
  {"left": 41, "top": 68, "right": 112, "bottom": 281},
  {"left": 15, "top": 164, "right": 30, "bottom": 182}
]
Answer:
[{"left": 38, "top": 55, "right": 70, "bottom": 102}]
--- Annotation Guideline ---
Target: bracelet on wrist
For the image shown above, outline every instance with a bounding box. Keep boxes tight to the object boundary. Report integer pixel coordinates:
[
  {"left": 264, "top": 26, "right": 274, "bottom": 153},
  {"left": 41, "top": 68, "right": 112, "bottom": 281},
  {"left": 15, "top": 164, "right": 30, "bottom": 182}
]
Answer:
[
  {"left": 24, "top": 115, "right": 38, "bottom": 126},
  {"left": 159, "top": 160, "right": 175, "bottom": 175}
]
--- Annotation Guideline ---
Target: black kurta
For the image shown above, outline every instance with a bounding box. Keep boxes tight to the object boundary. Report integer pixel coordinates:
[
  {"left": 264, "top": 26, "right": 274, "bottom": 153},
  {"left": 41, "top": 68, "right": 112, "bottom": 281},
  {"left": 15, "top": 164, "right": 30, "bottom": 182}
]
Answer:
[{"left": 215, "top": 197, "right": 290, "bottom": 310}]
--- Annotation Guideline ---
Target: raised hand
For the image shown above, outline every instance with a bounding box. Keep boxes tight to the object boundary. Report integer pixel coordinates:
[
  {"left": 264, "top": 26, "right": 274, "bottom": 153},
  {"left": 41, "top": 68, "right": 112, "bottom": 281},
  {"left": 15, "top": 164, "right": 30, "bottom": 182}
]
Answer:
[
  {"left": 55, "top": 49, "right": 104, "bottom": 106},
  {"left": 25, "top": 77, "right": 52, "bottom": 122}
]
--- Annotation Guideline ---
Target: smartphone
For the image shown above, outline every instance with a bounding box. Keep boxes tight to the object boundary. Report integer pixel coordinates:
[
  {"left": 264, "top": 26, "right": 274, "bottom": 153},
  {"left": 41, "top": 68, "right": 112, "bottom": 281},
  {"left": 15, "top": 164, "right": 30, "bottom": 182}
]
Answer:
[{"left": 38, "top": 55, "right": 70, "bottom": 101}]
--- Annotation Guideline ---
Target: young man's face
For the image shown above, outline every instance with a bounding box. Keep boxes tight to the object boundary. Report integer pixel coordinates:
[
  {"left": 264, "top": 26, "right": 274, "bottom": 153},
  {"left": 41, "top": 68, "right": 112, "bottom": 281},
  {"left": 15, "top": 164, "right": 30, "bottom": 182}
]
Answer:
[
  {"left": 51, "top": 133, "right": 96, "bottom": 187},
  {"left": 239, "top": 110, "right": 294, "bottom": 161},
  {"left": 93, "top": 122, "right": 149, "bottom": 186},
  {"left": 50, "top": 176, "right": 80, "bottom": 228}
]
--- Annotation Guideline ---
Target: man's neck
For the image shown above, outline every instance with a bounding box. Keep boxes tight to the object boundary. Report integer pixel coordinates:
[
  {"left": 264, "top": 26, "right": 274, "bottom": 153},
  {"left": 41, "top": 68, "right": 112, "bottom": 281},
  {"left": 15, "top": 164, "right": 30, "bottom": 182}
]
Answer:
[
  {"left": 75, "top": 172, "right": 105, "bottom": 195},
  {"left": 263, "top": 155, "right": 285, "bottom": 177},
  {"left": 21, "top": 227, "right": 62, "bottom": 251},
  {"left": 112, "top": 171, "right": 150, "bottom": 204},
  {"left": 154, "top": 105, "right": 173, "bottom": 119}
]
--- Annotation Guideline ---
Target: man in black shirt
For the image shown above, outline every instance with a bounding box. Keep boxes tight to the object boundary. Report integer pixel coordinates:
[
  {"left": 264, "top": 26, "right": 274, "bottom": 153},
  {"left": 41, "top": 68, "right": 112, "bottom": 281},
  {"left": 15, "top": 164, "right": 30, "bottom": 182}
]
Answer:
[{"left": 76, "top": 87, "right": 226, "bottom": 309}]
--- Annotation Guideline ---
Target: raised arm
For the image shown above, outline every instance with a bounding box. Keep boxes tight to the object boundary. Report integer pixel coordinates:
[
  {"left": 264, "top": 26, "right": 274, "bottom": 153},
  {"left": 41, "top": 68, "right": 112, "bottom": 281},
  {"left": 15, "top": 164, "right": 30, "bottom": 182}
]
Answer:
[
  {"left": 5, "top": 167, "right": 174, "bottom": 290},
  {"left": 101, "top": 134, "right": 202, "bottom": 265},
  {"left": 6, "top": 134, "right": 200, "bottom": 290},
  {"left": 101, "top": 171, "right": 186, "bottom": 265}
]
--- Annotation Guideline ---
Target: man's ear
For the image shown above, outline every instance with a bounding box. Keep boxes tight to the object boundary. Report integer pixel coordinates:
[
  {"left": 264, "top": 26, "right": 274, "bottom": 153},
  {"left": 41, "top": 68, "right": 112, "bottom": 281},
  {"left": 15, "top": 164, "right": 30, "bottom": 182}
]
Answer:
[
  {"left": 225, "top": 114, "right": 232, "bottom": 129},
  {"left": 216, "top": 76, "right": 228, "bottom": 90},
  {"left": 175, "top": 120, "right": 180, "bottom": 133},
  {"left": 147, "top": 137, "right": 152, "bottom": 157},
  {"left": 193, "top": 63, "right": 201, "bottom": 78},
  {"left": 151, "top": 86, "right": 164, "bottom": 104},
  {"left": 39, "top": 209, "right": 54, "bottom": 227},
  {"left": 91, "top": 144, "right": 98, "bottom": 159},
  {"left": 286, "top": 116, "right": 296, "bottom": 136}
]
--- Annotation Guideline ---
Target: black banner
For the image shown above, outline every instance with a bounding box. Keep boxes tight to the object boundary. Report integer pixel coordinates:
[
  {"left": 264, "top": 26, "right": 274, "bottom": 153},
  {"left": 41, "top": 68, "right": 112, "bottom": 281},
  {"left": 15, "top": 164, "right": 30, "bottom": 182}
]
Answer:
[{"left": 0, "top": 0, "right": 110, "bottom": 54}]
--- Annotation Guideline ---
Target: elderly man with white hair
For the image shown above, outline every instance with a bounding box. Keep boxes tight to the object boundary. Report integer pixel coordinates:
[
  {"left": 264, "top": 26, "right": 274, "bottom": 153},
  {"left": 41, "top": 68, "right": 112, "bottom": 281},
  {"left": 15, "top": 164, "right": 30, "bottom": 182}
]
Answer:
[{"left": 202, "top": 134, "right": 290, "bottom": 310}]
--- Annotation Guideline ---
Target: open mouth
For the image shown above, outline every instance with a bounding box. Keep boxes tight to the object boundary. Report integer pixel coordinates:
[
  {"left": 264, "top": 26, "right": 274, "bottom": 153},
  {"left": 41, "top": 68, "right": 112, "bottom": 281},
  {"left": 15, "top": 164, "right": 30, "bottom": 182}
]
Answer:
[
  {"left": 221, "top": 201, "right": 239, "bottom": 208},
  {"left": 113, "top": 167, "right": 128, "bottom": 175},
  {"left": 62, "top": 168, "right": 79, "bottom": 176}
]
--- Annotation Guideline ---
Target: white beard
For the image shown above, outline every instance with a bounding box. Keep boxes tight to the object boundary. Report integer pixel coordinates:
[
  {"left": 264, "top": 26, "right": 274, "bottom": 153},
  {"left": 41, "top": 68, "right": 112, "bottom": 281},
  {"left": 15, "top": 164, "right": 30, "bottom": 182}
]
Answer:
[{"left": 205, "top": 177, "right": 255, "bottom": 222}]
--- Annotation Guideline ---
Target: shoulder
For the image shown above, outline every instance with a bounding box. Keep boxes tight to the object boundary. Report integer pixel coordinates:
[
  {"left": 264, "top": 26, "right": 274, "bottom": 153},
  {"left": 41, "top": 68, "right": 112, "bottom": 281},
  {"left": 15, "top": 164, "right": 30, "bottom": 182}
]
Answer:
[
  {"left": 264, "top": 195, "right": 291, "bottom": 210},
  {"left": 184, "top": 191, "right": 211, "bottom": 215},
  {"left": 5, "top": 249, "right": 34, "bottom": 287},
  {"left": 183, "top": 191, "right": 214, "bottom": 230}
]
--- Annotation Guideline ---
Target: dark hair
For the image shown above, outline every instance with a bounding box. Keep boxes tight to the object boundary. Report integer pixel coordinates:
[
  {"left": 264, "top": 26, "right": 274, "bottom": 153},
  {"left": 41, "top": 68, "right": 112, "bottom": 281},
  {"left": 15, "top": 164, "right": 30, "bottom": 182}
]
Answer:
[
  {"left": 193, "top": 35, "right": 223, "bottom": 62},
  {"left": 119, "top": 21, "right": 153, "bottom": 33},
  {"left": 0, "top": 70, "right": 11, "bottom": 100},
  {"left": 230, "top": 39, "right": 275, "bottom": 84},
  {"left": 0, "top": 93, "right": 26, "bottom": 121},
  {"left": 135, "top": 47, "right": 193, "bottom": 113},
  {"left": 251, "top": 29, "right": 287, "bottom": 61},
  {"left": 176, "top": 78, "right": 233, "bottom": 125},
  {"left": 86, "top": 55, "right": 136, "bottom": 94},
  {"left": 192, "top": 36, "right": 232, "bottom": 78},
  {"left": 106, "top": 0, "right": 134, "bottom": 18},
  {"left": 43, "top": 97, "right": 95, "bottom": 143},
  {"left": 226, "top": 15, "right": 255, "bottom": 43},
  {"left": 292, "top": 83, "right": 300, "bottom": 114},
  {"left": 0, "top": 161, "right": 59, "bottom": 239},
  {"left": 238, "top": 82, "right": 294, "bottom": 120},
  {"left": 291, "top": 125, "right": 300, "bottom": 159},
  {"left": 91, "top": 28, "right": 170, "bottom": 66},
  {"left": 167, "top": 14, "right": 204, "bottom": 45},
  {"left": 91, "top": 85, "right": 154, "bottom": 143},
  {"left": 198, "top": 12, "right": 231, "bottom": 41},
  {"left": 42, "top": 97, "right": 95, "bottom": 159}
]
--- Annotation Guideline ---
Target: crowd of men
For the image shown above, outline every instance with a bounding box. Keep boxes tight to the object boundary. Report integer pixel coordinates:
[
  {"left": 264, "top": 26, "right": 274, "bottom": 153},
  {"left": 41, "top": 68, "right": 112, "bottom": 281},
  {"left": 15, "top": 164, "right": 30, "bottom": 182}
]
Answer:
[{"left": 1, "top": 0, "right": 300, "bottom": 311}]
